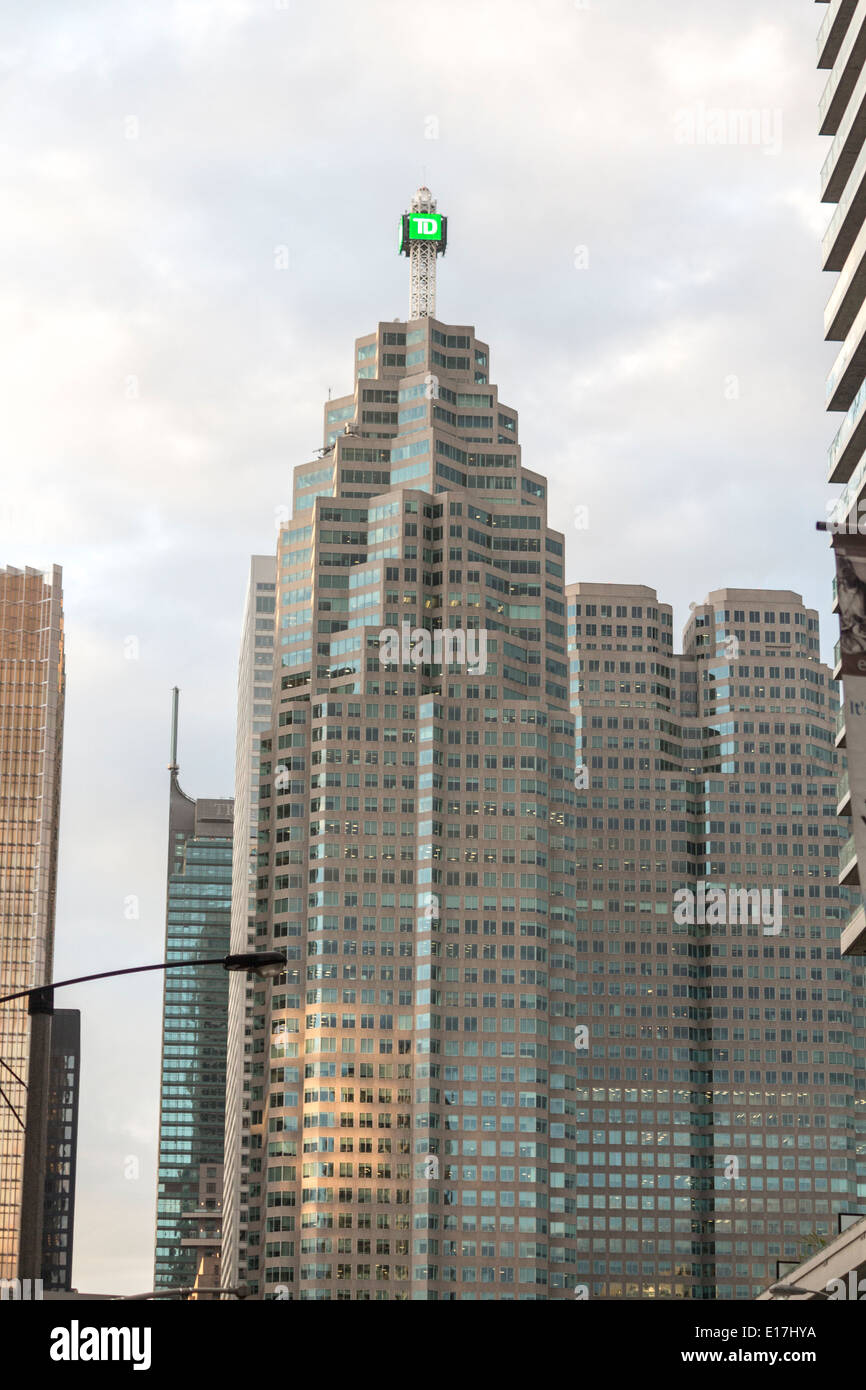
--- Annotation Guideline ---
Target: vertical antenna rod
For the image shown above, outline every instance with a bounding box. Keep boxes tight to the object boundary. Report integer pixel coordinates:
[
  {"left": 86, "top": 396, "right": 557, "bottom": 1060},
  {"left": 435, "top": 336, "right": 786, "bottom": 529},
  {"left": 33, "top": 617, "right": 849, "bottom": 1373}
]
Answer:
[
  {"left": 398, "top": 186, "right": 447, "bottom": 320},
  {"left": 168, "top": 686, "right": 179, "bottom": 773}
]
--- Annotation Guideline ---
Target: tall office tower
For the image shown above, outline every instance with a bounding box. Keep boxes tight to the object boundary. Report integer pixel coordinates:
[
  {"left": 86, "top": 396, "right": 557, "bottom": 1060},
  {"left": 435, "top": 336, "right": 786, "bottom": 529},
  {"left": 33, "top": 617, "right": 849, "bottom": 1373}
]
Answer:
[
  {"left": 223, "top": 555, "right": 276, "bottom": 1287},
  {"left": 0, "top": 564, "right": 65, "bottom": 1280},
  {"left": 154, "top": 691, "right": 233, "bottom": 1291},
  {"left": 41, "top": 1008, "right": 80, "bottom": 1291},
  {"left": 818, "top": 2, "right": 866, "bottom": 956},
  {"left": 238, "top": 189, "right": 578, "bottom": 1300},
  {"left": 567, "top": 581, "right": 865, "bottom": 1299}
]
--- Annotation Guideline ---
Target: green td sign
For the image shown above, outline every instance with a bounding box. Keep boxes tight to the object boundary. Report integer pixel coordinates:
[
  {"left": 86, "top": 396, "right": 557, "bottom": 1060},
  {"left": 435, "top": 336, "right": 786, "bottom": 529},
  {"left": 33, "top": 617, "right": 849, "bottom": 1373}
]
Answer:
[
  {"left": 408, "top": 213, "right": 443, "bottom": 241},
  {"left": 398, "top": 212, "right": 447, "bottom": 255}
]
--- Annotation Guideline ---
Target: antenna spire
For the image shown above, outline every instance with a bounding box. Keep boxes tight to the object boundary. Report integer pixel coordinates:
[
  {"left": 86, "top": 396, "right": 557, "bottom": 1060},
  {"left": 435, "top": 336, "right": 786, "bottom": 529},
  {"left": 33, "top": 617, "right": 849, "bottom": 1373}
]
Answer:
[
  {"left": 168, "top": 686, "right": 180, "bottom": 773},
  {"left": 398, "top": 186, "right": 447, "bottom": 319}
]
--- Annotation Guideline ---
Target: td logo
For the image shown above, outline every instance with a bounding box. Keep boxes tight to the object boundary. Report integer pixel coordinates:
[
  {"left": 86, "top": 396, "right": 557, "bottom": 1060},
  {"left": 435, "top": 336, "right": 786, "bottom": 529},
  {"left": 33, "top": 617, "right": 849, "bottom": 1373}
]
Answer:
[{"left": 410, "top": 215, "right": 441, "bottom": 239}]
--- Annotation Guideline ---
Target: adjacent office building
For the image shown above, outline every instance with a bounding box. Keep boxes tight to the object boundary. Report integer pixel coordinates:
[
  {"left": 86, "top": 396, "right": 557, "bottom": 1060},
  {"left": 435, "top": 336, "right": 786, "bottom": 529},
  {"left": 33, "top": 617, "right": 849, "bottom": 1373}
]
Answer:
[
  {"left": 819, "top": 0, "right": 866, "bottom": 951},
  {"left": 153, "top": 692, "right": 233, "bottom": 1291},
  {"left": 567, "top": 582, "right": 865, "bottom": 1297},
  {"left": 181, "top": 1161, "right": 224, "bottom": 1300},
  {"left": 41, "top": 1008, "right": 80, "bottom": 1291},
  {"left": 0, "top": 564, "right": 65, "bottom": 1280},
  {"left": 229, "top": 189, "right": 580, "bottom": 1299},
  {"left": 223, "top": 555, "right": 276, "bottom": 1288}
]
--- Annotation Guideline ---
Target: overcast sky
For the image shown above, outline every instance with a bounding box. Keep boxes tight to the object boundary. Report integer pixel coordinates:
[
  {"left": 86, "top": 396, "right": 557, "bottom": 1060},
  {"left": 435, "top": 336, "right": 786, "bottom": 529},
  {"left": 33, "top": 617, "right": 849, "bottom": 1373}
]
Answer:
[{"left": 0, "top": 0, "right": 837, "bottom": 1293}]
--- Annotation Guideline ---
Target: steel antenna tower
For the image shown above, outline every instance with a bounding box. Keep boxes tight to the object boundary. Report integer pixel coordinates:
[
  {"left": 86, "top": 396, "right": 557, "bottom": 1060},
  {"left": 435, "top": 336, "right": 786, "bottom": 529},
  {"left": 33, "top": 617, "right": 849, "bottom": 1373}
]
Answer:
[{"left": 398, "top": 186, "right": 447, "bottom": 319}]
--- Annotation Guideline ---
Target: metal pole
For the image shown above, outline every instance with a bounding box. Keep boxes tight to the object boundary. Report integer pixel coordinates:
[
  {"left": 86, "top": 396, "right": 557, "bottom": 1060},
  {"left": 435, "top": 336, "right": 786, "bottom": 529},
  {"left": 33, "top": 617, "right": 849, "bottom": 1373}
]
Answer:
[
  {"left": 118, "top": 1282, "right": 249, "bottom": 1300},
  {"left": 0, "top": 956, "right": 282, "bottom": 1281},
  {"left": 18, "top": 986, "right": 53, "bottom": 1282},
  {"left": 168, "top": 687, "right": 179, "bottom": 772},
  {"left": 0, "top": 952, "right": 286, "bottom": 1007},
  {"left": 0, "top": 957, "right": 230, "bottom": 1006}
]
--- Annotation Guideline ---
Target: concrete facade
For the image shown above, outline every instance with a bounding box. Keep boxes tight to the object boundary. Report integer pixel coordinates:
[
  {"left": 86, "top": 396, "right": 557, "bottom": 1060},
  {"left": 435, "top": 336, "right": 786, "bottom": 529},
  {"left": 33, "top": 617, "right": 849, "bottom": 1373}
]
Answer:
[
  {"left": 232, "top": 316, "right": 580, "bottom": 1299},
  {"left": 567, "top": 580, "right": 865, "bottom": 1296}
]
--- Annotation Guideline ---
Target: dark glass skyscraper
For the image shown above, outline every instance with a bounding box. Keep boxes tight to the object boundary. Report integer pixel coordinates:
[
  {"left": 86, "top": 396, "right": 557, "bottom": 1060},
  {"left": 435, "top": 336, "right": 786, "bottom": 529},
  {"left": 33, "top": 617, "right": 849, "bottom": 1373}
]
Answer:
[
  {"left": 154, "top": 691, "right": 233, "bottom": 1291},
  {"left": 41, "top": 1008, "right": 79, "bottom": 1291}
]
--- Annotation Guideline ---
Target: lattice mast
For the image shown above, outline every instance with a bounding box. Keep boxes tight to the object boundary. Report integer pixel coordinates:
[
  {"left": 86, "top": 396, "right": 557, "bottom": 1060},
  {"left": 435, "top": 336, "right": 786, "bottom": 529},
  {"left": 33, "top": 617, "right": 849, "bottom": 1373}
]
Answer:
[{"left": 398, "top": 186, "right": 447, "bottom": 319}]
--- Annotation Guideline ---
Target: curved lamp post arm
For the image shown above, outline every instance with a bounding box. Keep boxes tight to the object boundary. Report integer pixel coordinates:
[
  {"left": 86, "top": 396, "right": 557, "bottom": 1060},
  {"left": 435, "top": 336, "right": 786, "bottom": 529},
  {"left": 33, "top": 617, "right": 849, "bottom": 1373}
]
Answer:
[
  {"left": 0, "top": 952, "right": 287, "bottom": 1006},
  {"left": 3, "top": 951, "right": 286, "bottom": 1284},
  {"left": 117, "top": 1283, "right": 250, "bottom": 1301}
]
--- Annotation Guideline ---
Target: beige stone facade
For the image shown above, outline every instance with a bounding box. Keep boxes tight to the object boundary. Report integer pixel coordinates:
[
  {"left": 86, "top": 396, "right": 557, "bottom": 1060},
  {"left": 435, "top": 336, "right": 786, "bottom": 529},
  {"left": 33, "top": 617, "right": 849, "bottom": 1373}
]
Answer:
[{"left": 567, "top": 580, "right": 863, "bottom": 1297}]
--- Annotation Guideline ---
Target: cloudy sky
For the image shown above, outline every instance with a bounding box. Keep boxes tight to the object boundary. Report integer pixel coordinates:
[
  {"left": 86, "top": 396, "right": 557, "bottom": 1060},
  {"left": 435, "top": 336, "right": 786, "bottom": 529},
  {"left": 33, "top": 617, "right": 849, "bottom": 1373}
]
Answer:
[{"left": 0, "top": 0, "right": 837, "bottom": 1292}]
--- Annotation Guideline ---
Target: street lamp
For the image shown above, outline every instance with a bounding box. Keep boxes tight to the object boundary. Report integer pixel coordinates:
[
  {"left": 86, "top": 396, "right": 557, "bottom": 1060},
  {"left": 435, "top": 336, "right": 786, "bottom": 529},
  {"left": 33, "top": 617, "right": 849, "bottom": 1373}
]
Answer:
[
  {"left": 0, "top": 950, "right": 287, "bottom": 1282},
  {"left": 118, "top": 1281, "right": 251, "bottom": 1301},
  {"left": 0, "top": 951, "right": 288, "bottom": 1008},
  {"left": 223, "top": 953, "right": 286, "bottom": 980},
  {"left": 768, "top": 1282, "right": 829, "bottom": 1300}
]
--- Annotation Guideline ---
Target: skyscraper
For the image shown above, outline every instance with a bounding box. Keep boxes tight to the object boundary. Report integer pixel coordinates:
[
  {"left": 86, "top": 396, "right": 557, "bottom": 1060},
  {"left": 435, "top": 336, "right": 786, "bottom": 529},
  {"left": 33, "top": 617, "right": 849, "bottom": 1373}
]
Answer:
[
  {"left": 0, "top": 564, "right": 65, "bottom": 1281},
  {"left": 819, "top": 1, "right": 866, "bottom": 956},
  {"left": 223, "top": 555, "right": 276, "bottom": 1288},
  {"left": 41, "top": 1008, "right": 80, "bottom": 1292},
  {"left": 153, "top": 691, "right": 233, "bottom": 1292},
  {"left": 229, "top": 189, "right": 580, "bottom": 1300},
  {"left": 567, "top": 581, "right": 865, "bottom": 1298}
]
